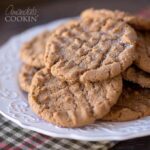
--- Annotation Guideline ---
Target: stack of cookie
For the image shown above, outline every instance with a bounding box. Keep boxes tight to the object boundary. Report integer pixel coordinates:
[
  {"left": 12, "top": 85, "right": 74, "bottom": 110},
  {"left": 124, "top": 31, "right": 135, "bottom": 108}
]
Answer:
[{"left": 19, "top": 9, "right": 150, "bottom": 128}]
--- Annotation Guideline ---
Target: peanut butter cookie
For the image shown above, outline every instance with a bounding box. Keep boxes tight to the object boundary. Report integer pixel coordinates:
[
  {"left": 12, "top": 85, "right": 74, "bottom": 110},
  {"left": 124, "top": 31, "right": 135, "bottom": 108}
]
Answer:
[
  {"left": 29, "top": 68, "right": 122, "bottom": 127},
  {"left": 102, "top": 83, "right": 150, "bottom": 121},
  {"left": 45, "top": 18, "right": 136, "bottom": 83},
  {"left": 81, "top": 9, "right": 150, "bottom": 30},
  {"left": 134, "top": 31, "right": 150, "bottom": 73},
  {"left": 19, "top": 64, "right": 39, "bottom": 92},
  {"left": 123, "top": 65, "right": 150, "bottom": 88},
  {"left": 20, "top": 31, "right": 51, "bottom": 68}
]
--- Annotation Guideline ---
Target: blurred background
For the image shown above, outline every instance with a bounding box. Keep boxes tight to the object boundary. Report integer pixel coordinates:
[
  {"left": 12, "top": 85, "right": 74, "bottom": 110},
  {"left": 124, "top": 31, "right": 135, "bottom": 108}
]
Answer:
[{"left": 0, "top": 0, "right": 149, "bottom": 45}]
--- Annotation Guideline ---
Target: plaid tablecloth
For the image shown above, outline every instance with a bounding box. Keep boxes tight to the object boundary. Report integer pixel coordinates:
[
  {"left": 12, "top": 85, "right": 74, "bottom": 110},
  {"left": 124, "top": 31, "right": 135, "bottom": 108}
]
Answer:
[{"left": 0, "top": 115, "right": 115, "bottom": 150}]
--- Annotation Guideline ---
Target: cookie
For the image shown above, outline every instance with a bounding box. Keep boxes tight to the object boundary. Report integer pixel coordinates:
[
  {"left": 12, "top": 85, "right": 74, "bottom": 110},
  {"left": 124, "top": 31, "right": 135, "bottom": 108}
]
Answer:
[
  {"left": 102, "top": 83, "right": 150, "bottom": 121},
  {"left": 81, "top": 8, "right": 150, "bottom": 30},
  {"left": 29, "top": 68, "right": 122, "bottom": 127},
  {"left": 20, "top": 31, "right": 51, "bottom": 68},
  {"left": 123, "top": 65, "right": 150, "bottom": 88},
  {"left": 19, "top": 64, "right": 39, "bottom": 92},
  {"left": 45, "top": 18, "right": 136, "bottom": 83},
  {"left": 134, "top": 31, "right": 150, "bottom": 73}
]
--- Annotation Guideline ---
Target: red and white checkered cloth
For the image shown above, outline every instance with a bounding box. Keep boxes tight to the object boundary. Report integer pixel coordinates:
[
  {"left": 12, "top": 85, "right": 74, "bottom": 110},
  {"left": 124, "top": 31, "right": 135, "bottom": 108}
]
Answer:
[{"left": 0, "top": 115, "right": 115, "bottom": 150}]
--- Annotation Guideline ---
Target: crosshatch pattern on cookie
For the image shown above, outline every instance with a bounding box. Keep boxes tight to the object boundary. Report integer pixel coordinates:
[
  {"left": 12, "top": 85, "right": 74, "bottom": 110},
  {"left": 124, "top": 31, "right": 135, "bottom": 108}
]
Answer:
[
  {"left": 29, "top": 68, "right": 122, "bottom": 127},
  {"left": 45, "top": 18, "right": 137, "bottom": 82}
]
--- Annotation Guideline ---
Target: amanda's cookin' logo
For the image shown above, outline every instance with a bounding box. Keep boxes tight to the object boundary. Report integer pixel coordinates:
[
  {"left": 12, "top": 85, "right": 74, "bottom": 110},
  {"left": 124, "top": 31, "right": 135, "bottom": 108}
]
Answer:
[{"left": 5, "top": 5, "right": 39, "bottom": 22}]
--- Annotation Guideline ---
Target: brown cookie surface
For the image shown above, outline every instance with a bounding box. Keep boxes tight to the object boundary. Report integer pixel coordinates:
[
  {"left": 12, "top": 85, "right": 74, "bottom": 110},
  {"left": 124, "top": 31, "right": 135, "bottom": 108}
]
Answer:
[
  {"left": 19, "top": 64, "right": 39, "bottom": 92},
  {"left": 45, "top": 18, "right": 136, "bottom": 83},
  {"left": 20, "top": 31, "right": 51, "bottom": 68},
  {"left": 123, "top": 65, "right": 150, "bottom": 88},
  {"left": 29, "top": 68, "right": 122, "bottom": 127},
  {"left": 134, "top": 31, "right": 150, "bottom": 73},
  {"left": 81, "top": 9, "right": 150, "bottom": 30},
  {"left": 102, "top": 83, "right": 150, "bottom": 121}
]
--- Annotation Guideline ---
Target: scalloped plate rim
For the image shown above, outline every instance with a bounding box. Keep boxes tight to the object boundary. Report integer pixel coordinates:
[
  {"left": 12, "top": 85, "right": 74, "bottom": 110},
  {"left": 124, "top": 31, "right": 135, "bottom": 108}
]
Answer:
[{"left": 1, "top": 110, "right": 150, "bottom": 141}]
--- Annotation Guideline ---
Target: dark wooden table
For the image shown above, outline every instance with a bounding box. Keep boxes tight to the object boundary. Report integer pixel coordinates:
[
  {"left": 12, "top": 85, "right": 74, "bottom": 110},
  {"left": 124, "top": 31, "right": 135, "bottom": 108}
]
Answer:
[{"left": 0, "top": 0, "right": 150, "bottom": 149}]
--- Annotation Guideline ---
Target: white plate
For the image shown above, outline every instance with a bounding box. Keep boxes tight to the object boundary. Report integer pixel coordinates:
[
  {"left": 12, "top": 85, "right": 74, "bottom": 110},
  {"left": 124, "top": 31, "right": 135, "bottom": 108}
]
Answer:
[{"left": 0, "top": 18, "right": 150, "bottom": 141}]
